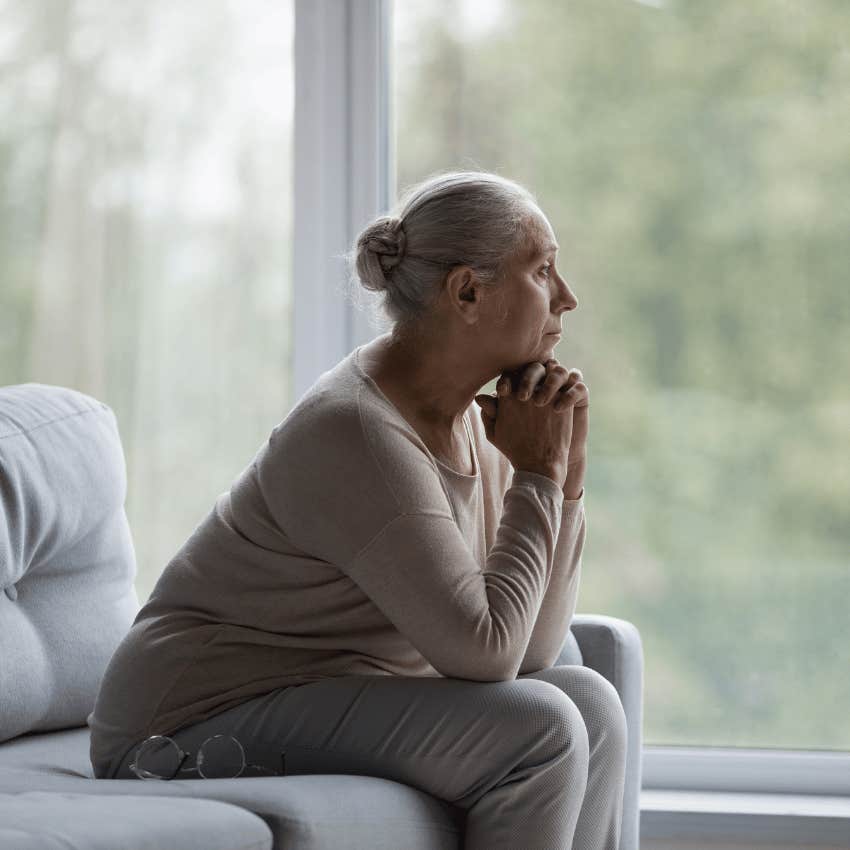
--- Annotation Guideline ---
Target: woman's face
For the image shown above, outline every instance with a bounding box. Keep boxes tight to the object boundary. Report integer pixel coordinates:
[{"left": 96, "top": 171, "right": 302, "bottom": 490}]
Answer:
[{"left": 485, "top": 211, "right": 578, "bottom": 368}]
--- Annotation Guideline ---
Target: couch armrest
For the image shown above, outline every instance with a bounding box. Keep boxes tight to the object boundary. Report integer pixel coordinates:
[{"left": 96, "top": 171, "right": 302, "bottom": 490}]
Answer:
[{"left": 564, "top": 613, "right": 644, "bottom": 850}]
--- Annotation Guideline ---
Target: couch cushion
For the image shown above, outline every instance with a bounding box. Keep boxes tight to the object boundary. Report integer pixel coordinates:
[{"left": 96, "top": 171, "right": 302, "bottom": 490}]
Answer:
[
  {"left": 0, "top": 727, "right": 463, "bottom": 850},
  {"left": 0, "top": 790, "right": 272, "bottom": 850},
  {"left": 0, "top": 384, "right": 140, "bottom": 743}
]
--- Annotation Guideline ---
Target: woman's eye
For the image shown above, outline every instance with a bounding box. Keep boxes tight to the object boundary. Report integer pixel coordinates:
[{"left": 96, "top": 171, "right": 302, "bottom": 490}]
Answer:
[{"left": 540, "top": 265, "right": 551, "bottom": 278}]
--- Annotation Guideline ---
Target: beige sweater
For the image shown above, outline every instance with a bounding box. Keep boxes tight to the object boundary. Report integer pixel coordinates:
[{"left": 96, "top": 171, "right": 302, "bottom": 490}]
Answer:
[{"left": 88, "top": 342, "right": 586, "bottom": 778}]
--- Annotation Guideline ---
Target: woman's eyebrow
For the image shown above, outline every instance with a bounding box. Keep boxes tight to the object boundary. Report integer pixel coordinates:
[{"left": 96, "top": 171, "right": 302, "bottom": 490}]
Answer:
[{"left": 539, "top": 243, "right": 559, "bottom": 258}]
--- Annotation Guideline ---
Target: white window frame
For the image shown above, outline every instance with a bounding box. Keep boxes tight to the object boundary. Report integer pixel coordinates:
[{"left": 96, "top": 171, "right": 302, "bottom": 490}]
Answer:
[
  {"left": 292, "top": 0, "right": 394, "bottom": 402},
  {"left": 643, "top": 746, "right": 850, "bottom": 795},
  {"left": 293, "top": 0, "right": 850, "bottom": 835}
]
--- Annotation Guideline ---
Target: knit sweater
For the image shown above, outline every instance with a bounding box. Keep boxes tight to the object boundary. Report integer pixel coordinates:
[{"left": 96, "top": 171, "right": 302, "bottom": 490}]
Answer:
[{"left": 88, "top": 342, "right": 586, "bottom": 779}]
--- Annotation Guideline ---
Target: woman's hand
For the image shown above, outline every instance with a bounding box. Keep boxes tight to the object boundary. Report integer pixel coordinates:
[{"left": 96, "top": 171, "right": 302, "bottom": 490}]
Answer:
[{"left": 476, "top": 358, "right": 589, "bottom": 466}]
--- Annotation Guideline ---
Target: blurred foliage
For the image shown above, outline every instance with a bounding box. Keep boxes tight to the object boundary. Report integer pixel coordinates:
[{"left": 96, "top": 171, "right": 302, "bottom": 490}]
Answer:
[
  {"left": 394, "top": 0, "right": 850, "bottom": 749},
  {"left": 0, "top": 0, "right": 294, "bottom": 605}
]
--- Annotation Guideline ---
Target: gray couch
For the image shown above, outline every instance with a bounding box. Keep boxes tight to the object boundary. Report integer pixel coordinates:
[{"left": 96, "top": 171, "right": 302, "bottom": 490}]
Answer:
[{"left": 0, "top": 382, "right": 645, "bottom": 850}]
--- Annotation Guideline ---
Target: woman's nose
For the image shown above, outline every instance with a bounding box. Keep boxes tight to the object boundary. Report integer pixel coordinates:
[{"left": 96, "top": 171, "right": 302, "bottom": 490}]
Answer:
[{"left": 555, "top": 278, "right": 578, "bottom": 311}]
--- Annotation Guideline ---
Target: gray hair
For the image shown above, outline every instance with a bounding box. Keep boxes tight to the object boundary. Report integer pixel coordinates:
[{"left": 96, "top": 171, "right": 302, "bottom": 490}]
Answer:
[{"left": 341, "top": 169, "right": 541, "bottom": 333}]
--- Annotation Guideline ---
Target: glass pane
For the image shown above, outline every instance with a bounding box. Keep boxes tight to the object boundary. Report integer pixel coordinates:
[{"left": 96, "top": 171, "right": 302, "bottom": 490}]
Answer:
[
  {"left": 393, "top": 0, "right": 850, "bottom": 750},
  {"left": 0, "top": 0, "right": 295, "bottom": 603}
]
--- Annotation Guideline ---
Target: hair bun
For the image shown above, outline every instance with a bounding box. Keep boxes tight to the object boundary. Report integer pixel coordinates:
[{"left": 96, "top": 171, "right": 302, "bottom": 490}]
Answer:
[{"left": 359, "top": 216, "right": 407, "bottom": 280}]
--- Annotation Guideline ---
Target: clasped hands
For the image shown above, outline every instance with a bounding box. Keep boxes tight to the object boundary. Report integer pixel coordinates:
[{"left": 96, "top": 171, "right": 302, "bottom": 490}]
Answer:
[{"left": 474, "top": 358, "right": 589, "bottom": 467}]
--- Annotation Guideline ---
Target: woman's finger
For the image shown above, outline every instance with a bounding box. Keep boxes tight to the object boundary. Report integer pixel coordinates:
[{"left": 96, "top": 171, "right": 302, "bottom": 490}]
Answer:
[
  {"left": 497, "top": 362, "right": 583, "bottom": 404},
  {"left": 515, "top": 363, "right": 548, "bottom": 400},
  {"left": 531, "top": 363, "right": 571, "bottom": 405},
  {"left": 552, "top": 368, "right": 584, "bottom": 401},
  {"left": 554, "top": 381, "right": 588, "bottom": 411},
  {"left": 496, "top": 362, "right": 546, "bottom": 401}
]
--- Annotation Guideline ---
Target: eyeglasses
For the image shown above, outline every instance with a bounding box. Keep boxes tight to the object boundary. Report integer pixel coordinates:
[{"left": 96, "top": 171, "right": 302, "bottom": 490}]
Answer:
[{"left": 129, "top": 734, "right": 284, "bottom": 780}]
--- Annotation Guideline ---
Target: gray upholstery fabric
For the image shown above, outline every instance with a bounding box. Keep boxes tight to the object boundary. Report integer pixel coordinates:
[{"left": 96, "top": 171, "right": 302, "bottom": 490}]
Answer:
[
  {"left": 0, "top": 382, "right": 644, "bottom": 849},
  {"left": 0, "top": 383, "right": 139, "bottom": 742},
  {"left": 0, "top": 791, "right": 273, "bottom": 850},
  {"left": 0, "top": 728, "right": 465, "bottom": 850}
]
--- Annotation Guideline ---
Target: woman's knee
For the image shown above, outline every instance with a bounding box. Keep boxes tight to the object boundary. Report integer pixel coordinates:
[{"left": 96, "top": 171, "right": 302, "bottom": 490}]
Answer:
[
  {"left": 546, "top": 666, "right": 628, "bottom": 753},
  {"left": 501, "top": 678, "right": 590, "bottom": 762}
]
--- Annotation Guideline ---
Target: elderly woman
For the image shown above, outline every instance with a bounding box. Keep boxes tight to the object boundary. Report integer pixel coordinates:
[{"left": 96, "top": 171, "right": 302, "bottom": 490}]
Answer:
[{"left": 88, "top": 170, "right": 627, "bottom": 849}]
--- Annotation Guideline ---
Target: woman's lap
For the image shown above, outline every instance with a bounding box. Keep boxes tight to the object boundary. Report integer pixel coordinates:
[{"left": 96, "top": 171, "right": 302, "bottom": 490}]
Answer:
[{"left": 111, "top": 664, "right": 623, "bottom": 809}]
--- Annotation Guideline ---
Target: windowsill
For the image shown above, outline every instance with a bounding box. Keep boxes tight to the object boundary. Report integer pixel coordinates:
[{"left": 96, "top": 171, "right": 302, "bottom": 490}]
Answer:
[{"left": 641, "top": 789, "right": 850, "bottom": 845}]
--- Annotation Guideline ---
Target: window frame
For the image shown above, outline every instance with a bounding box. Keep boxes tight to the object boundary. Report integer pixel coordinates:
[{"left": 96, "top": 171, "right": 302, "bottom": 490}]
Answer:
[{"left": 292, "top": 0, "right": 394, "bottom": 403}]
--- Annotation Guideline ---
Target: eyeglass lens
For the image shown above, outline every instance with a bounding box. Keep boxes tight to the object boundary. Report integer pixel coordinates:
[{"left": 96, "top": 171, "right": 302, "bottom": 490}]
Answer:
[
  {"left": 133, "top": 734, "right": 246, "bottom": 779},
  {"left": 197, "top": 734, "right": 245, "bottom": 778},
  {"left": 132, "top": 736, "right": 182, "bottom": 780}
]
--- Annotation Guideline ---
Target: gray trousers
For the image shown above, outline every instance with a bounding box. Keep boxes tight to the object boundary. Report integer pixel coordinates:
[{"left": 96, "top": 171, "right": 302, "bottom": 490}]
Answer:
[{"left": 111, "top": 664, "right": 627, "bottom": 850}]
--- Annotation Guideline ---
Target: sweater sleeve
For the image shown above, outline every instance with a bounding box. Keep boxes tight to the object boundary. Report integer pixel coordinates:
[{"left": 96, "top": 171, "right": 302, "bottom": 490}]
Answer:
[
  {"left": 517, "top": 488, "right": 586, "bottom": 674},
  {"left": 344, "top": 469, "right": 565, "bottom": 682},
  {"left": 255, "top": 387, "right": 565, "bottom": 682}
]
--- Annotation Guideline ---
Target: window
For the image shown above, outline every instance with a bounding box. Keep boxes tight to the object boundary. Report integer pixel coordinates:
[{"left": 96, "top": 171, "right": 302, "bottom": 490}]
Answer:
[
  {"left": 393, "top": 0, "right": 850, "bottom": 751},
  {"left": 0, "top": 0, "right": 295, "bottom": 603}
]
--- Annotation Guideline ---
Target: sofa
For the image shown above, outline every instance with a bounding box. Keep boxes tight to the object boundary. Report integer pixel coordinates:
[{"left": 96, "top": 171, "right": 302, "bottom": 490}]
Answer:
[{"left": 0, "top": 382, "right": 645, "bottom": 850}]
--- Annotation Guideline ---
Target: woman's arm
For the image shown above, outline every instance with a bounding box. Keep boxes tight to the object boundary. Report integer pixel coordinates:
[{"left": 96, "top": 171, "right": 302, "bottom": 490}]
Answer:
[
  {"left": 563, "top": 455, "right": 586, "bottom": 501},
  {"left": 518, "top": 415, "right": 587, "bottom": 672},
  {"left": 517, "top": 489, "right": 586, "bottom": 674}
]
